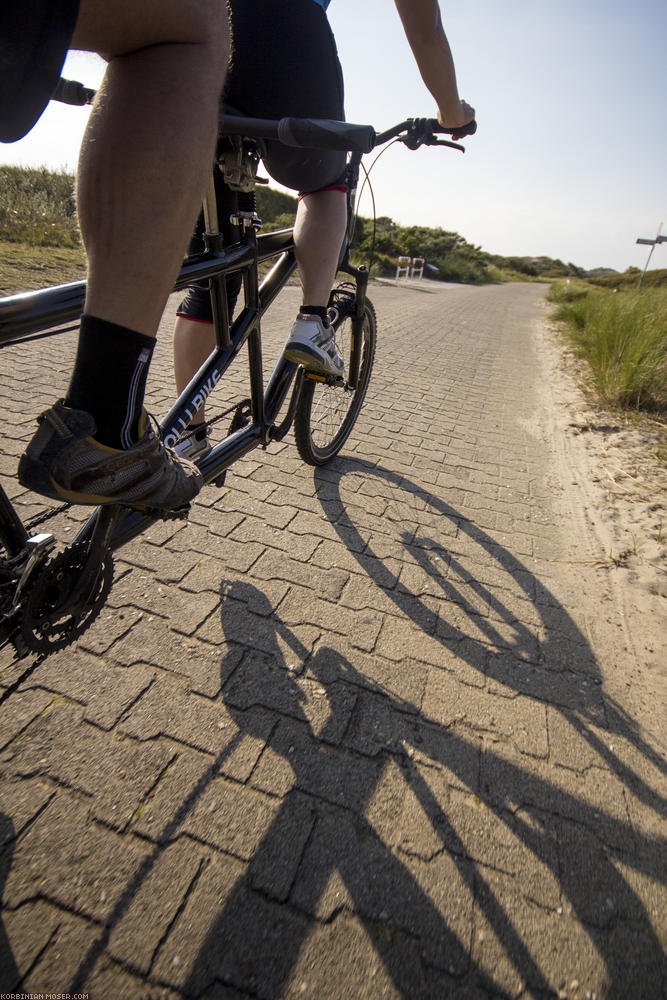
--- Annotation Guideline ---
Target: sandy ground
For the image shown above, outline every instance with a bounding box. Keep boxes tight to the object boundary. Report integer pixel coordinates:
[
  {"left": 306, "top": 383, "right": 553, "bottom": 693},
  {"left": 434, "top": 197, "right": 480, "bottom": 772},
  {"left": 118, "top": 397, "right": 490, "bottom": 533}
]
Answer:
[{"left": 537, "top": 305, "right": 666, "bottom": 738}]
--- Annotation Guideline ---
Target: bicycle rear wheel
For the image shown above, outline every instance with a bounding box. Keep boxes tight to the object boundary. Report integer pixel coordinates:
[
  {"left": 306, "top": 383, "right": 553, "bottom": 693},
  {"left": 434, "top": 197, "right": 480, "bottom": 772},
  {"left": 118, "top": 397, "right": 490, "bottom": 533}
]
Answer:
[{"left": 293, "top": 290, "right": 376, "bottom": 465}]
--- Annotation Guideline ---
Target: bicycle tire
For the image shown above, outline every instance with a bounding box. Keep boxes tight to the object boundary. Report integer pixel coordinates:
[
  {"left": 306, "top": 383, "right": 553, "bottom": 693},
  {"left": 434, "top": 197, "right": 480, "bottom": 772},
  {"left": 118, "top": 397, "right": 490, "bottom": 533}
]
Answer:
[{"left": 293, "top": 292, "right": 376, "bottom": 465}]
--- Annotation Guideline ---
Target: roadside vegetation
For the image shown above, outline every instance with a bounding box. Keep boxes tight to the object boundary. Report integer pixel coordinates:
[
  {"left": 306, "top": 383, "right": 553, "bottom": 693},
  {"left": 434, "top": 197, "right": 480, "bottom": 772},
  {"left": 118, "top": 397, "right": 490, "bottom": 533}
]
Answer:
[
  {"left": 0, "top": 165, "right": 80, "bottom": 247},
  {"left": 1, "top": 164, "right": 626, "bottom": 289},
  {"left": 548, "top": 280, "right": 667, "bottom": 422}
]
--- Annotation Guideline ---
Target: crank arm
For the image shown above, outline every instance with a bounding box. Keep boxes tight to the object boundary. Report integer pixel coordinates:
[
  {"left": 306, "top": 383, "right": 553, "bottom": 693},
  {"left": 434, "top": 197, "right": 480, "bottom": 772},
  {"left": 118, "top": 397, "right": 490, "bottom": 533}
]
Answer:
[{"left": 67, "top": 504, "right": 121, "bottom": 609}]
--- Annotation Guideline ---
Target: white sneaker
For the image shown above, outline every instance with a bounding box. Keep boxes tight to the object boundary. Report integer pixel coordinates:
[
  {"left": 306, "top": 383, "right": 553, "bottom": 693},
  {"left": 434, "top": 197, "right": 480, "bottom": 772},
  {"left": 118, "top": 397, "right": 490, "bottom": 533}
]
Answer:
[
  {"left": 283, "top": 313, "right": 344, "bottom": 378},
  {"left": 172, "top": 424, "right": 211, "bottom": 462}
]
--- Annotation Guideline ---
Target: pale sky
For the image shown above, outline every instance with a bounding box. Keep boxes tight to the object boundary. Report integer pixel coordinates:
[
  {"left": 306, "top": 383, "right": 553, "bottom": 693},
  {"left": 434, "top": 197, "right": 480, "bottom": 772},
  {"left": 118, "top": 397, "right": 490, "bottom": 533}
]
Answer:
[{"left": 2, "top": 0, "right": 666, "bottom": 273}]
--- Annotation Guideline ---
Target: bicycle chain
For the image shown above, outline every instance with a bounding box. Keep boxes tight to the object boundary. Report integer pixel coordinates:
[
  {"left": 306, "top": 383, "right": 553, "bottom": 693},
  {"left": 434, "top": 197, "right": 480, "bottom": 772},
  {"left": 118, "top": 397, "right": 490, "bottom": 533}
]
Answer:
[{"left": 24, "top": 501, "right": 73, "bottom": 534}]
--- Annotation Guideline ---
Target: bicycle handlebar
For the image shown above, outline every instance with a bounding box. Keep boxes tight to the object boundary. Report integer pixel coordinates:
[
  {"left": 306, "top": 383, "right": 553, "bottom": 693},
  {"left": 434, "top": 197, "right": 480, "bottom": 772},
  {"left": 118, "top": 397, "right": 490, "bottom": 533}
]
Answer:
[
  {"left": 52, "top": 78, "right": 96, "bottom": 106},
  {"left": 220, "top": 113, "right": 476, "bottom": 154},
  {"left": 51, "top": 79, "right": 476, "bottom": 153}
]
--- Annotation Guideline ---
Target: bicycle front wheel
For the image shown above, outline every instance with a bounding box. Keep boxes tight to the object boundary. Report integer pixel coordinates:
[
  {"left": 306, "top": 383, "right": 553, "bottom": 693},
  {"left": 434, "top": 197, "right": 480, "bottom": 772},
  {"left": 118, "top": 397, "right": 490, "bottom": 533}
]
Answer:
[{"left": 293, "top": 295, "right": 376, "bottom": 465}]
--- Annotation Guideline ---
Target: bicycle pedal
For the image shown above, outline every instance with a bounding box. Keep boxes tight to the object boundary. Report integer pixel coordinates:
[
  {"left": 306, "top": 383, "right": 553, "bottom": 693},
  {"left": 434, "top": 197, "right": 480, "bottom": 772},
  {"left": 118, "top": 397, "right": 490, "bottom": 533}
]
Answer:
[
  {"left": 305, "top": 372, "right": 344, "bottom": 386},
  {"left": 212, "top": 472, "right": 227, "bottom": 488},
  {"left": 139, "top": 503, "right": 192, "bottom": 521}
]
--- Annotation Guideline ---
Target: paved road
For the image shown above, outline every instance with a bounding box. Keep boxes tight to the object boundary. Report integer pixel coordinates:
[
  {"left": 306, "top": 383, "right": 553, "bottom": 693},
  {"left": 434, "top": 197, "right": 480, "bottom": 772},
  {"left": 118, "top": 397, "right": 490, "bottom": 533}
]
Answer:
[{"left": 0, "top": 281, "right": 664, "bottom": 999}]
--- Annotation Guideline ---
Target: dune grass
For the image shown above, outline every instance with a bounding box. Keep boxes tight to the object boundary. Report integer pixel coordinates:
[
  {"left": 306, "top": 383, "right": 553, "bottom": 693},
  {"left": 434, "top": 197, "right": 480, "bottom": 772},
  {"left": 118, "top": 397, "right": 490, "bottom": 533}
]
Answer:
[{"left": 549, "top": 281, "right": 667, "bottom": 416}]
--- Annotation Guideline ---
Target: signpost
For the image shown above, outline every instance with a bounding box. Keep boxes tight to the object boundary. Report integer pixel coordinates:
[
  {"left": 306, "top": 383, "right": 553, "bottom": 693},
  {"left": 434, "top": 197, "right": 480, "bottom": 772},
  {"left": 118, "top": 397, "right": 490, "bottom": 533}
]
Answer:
[{"left": 636, "top": 223, "right": 667, "bottom": 288}]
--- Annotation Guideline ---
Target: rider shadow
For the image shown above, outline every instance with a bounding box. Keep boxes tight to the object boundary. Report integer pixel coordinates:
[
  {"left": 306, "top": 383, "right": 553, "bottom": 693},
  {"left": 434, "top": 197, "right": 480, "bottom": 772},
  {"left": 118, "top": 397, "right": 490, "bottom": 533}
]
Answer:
[
  {"left": 0, "top": 814, "right": 21, "bottom": 993},
  {"left": 182, "top": 581, "right": 515, "bottom": 997},
  {"left": 179, "top": 515, "right": 664, "bottom": 1000}
]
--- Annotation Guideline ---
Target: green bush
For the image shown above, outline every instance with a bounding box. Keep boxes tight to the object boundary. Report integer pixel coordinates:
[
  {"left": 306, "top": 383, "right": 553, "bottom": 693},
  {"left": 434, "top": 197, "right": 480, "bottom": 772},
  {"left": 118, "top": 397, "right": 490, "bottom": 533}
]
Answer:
[
  {"left": 588, "top": 267, "right": 667, "bottom": 291},
  {"left": 433, "top": 251, "right": 489, "bottom": 284},
  {"left": 548, "top": 280, "right": 590, "bottom": 306},
  {"left": 0, "top": 166, "right": 80, "bottom": 247}
]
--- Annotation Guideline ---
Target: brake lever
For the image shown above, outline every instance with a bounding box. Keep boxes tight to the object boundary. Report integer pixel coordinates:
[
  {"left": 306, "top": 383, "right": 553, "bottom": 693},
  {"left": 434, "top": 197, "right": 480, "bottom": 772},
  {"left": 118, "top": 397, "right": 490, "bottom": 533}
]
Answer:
[
  {"left": 398, "top": 135, "right": 466, "bottom": 153},
  {"left": 430, "top": 138, "right": 466, "bottom": 152}
]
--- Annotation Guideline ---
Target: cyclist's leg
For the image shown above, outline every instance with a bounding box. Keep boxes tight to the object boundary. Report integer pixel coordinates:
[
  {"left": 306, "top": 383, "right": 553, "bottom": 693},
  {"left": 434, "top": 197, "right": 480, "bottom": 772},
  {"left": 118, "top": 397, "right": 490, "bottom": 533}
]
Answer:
[
  {"left": 17, "top": 0, "right": 229, "bottom": 509},
  {"left": 71, "top": 0, "right": 229, "bottom": 335},
  {"left": 226, "top": 0, "right": 350, "bottom": 376},
  {"left": 293, "top": 187, "right": 348, "bottom": 309}
]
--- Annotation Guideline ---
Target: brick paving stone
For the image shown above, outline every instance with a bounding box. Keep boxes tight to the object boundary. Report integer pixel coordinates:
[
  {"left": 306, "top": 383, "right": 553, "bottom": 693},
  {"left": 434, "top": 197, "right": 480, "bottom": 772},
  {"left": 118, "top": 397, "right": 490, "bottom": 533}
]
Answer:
[
  {"left": 116, "top": 541, "right": 201, "bottom": 583},
  {"left": 479, "top": 739, "right": 637, "bottom": 854},
  {"left": 139, "top": 583, "right": 220, "bottom": 636},
  {"left": 306, "top": 637, "right": 429, "bottom": 709},
  {"left": 3, "top": 792, "right": 151, "bottom": 920},
  {"left": 5, "top": 702, "right": 174, "bottom": 829},
  {"left": 85, "top": 957, "right": 188, "bottom": 1000},
  {"left": 198, "top": 592, "right": 292, "bottom": 655},
  {"left": 250, "top": 547, "right": 349, "bottom": 602},
  {"left": 424, "top": 669, "right": 550, "bottom": 757},
  {"left": 162, "top": 637, "right": 238, "bottom": 698},
  {"left": 245, "top": 789, "right": 317, "bottom": 901},
  {"left": 290, "top": 803, "right": 475, "bottom": 973},
  {"left": 102, "top": 611, "right": 221, "bottom": 671},
  {"left": 282, "top": 910, "right": 481, "bottom": 999},
  {"left": 471, "top": 869, "right": 607, "bottom": 998},
  {"left": 119, "top": 672, "right": 256, "bottom": 757},
  {"left": 277, "top": 585, "right": 383, "bottom": 652},
  {"left": 73, "top": 599, "right": 145, "bottom": 656},
  {"left": 129, "top": 746, "right": 214, "bottom": 843},
  {"left": 21, "top": 908, "right": 104, "bottom": 995},
  {"left": 25, "top": 650, "right": 155, "bottom": 730},
  {"left": 282, "top": 912, "right": 409, "bottom": 1000},
  {"left": 107, "top": 838, "right": 207, "bottom": 975},
  {"left": 0, "top": 775, "right": 54, "bottom": 841},
  {"left": 1, "top": 900, "right": 62, "bottom": 992},
  {"left": 0, "top": 688, "right": 53, "bottom": 752}
]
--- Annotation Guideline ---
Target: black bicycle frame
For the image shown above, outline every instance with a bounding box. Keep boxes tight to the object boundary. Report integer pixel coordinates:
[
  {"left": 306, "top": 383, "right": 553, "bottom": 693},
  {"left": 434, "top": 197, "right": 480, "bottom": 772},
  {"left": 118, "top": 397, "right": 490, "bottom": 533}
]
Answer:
[{"left": 0, "top": 147, "right": 367, "bottom": 558}]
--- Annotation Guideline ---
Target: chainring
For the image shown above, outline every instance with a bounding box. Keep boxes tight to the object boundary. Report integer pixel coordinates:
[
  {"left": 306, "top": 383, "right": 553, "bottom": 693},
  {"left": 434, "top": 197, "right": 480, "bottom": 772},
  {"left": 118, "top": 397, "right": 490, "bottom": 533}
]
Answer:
[{"left": 20, "top": 542, "right": 114, "bottom": 654}]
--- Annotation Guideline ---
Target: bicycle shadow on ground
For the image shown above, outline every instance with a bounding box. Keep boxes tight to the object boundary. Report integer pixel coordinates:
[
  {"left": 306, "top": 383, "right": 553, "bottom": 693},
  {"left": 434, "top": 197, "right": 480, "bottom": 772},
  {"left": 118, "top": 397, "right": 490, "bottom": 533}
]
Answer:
[
  {"left": 171, "top": 457, "right": 664, "bottom": 997},
  {"left": 314, "top": 458, "right": 665, "bottom": 788}
]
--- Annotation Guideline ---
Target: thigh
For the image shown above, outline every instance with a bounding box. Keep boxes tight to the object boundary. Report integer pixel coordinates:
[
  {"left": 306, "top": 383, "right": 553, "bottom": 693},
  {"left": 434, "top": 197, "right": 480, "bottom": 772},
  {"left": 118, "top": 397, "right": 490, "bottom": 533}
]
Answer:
[
  {"left": 225, "top": 0, "right": 346, "bottom": 191},
  {"left": 70, "top": 0, "right": 226, "bottom": 56},
  {"left": 0, "top": 0, "right": 80, "bottom": 142}
]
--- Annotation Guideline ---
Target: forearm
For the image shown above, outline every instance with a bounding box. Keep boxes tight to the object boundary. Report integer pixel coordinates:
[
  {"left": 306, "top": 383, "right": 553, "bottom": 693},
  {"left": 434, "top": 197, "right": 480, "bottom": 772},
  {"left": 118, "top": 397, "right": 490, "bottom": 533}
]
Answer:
[{"left": 393, "top": 0, "right": 463, "bottom": 123}]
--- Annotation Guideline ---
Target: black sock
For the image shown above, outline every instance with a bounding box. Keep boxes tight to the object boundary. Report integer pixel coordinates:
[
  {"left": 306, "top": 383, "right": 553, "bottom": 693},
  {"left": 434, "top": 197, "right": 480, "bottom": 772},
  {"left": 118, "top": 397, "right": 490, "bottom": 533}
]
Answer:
[
  {"left": 300, "top": 305, "right": 329, "bottom": 323},
  {"left": 65, "top": 315, "right": 155, "bottom": 448}
]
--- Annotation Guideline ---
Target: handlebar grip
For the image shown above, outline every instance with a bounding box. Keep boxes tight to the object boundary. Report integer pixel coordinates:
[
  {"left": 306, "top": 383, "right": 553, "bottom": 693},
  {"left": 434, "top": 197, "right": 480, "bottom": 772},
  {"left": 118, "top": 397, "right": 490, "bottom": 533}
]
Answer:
[
  {"left": 431, "top": 117, "right": 477, "bottom": 138},
  {"left": 277, "top": 118, "right": 376, "bottom": 153},
  {"left": 52, "top": 78, "right": 96, "bottom": 106}
]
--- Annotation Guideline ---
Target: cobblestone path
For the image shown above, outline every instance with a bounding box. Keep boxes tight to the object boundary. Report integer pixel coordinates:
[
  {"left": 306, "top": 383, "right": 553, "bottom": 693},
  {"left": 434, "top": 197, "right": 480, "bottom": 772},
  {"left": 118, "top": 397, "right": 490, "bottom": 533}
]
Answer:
[{"left": 0, "top": 280, "right": 664, "bottom": 999}]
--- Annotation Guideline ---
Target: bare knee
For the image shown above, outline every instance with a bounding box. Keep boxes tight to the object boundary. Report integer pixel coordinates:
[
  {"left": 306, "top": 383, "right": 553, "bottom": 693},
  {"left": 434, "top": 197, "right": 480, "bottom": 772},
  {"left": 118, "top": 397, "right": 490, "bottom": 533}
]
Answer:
[{"left": 72, "top": 0, "right": 229, "bottom": 61}]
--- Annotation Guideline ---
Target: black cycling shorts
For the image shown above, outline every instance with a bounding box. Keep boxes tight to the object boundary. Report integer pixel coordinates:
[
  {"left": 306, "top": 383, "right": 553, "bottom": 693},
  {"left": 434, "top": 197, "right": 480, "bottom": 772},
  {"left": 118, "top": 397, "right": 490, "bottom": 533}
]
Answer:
[
  {"left": 225, "top": 0, "right": 346, "bottom": 193},
  {"left": 178, "top": 0, "right": 347, "bottom": 324},
  {"left": 0, "top": 0, "right": 80, "bottom": 143}
]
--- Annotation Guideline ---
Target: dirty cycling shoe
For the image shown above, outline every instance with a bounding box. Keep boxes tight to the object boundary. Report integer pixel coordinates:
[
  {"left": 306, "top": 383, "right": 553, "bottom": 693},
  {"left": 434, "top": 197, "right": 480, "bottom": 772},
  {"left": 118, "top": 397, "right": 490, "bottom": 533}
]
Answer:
[
  {"left": 18, "top": 400, "right": 203, "bottom": 510},
  {"left": 173, "top": 424, "right": 211, "bottom": 462},
  {"left": 283, "top": 313, "right": 344, "bottom": 378}
]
